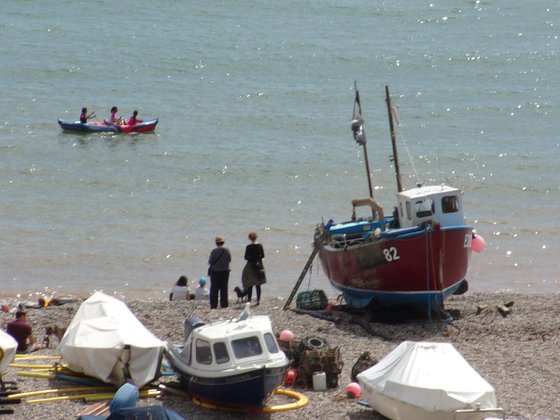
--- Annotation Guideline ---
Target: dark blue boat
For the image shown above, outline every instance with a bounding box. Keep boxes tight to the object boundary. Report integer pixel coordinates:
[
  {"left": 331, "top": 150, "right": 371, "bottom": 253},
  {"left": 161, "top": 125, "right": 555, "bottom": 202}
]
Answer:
[{"left": 164, "top": 307, "right": 289, "bottom": 413}]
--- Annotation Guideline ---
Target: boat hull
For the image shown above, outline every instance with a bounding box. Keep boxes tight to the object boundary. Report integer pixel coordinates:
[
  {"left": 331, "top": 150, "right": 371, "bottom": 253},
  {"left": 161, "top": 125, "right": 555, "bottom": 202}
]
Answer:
[
  {"left": 58, "top": 118, "right": 158, "bottom": 133},
  {"left": 319, "top": 224, "right": 472, "bottom": 309}
]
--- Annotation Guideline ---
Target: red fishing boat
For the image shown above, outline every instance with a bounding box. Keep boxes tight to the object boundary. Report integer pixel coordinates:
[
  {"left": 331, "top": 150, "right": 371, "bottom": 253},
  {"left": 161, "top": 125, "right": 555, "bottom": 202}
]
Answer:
[{"left": 315, "top": 85, "right": 481, "bottom": 311}]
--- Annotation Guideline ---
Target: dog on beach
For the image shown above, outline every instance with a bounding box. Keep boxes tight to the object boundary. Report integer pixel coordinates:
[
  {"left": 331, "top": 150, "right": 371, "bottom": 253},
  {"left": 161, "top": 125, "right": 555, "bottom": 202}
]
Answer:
[
  {"left": 44, "top": 324, "right": 67, "bottom": 347},
  {"left": 234, "top": 286, "right": 248, "bottom": 303}
]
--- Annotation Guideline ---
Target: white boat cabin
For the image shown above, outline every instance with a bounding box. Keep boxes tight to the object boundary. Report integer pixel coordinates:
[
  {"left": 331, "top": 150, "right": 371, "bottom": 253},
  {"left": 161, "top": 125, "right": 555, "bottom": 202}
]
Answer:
[
  {"left": 397, "top": 185, "right": 465, "bottom": 229},
  {"left": 176, "top": 315, "right": 287, "bottom": 374}
]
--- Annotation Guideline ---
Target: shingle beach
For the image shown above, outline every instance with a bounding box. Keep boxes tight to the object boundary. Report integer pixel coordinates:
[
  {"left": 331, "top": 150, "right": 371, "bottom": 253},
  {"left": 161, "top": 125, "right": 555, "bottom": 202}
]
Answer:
[{"left": 1, "top": 292, "right": 558, "bottom": 419}]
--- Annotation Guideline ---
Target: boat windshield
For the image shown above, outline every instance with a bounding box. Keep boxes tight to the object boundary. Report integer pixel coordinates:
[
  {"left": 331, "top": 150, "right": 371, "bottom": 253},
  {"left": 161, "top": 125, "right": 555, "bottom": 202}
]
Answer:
[
  {"left": 232, "top": 336, "right": 263, "bottom": 359},
  {"left": 264, "top": 333, "right": 280, "bottom": 354},
  {"left": 442, "top": 196, "right": 459, "bottom": 213},
  {"left": 213, "top": 342, "right": 230, "bottom": 364},
  {"left": 414, "top": 199, "right": 434, "bottom": 218}
]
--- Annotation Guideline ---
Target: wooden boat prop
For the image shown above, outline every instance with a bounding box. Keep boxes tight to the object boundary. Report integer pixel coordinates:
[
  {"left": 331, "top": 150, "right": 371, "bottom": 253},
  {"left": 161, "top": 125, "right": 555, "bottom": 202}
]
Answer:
[
  {"left": 164, "top": 303, "right": 289, "bottom": 413},
  {"left": 316, "top": 85, "right": 476, "bottom": 311},
  {"left": 58, "top": 118, "right": 158, "bottom": 133},
  {"left": 357, "top": 341, "right": 504, "bottom": 420}
]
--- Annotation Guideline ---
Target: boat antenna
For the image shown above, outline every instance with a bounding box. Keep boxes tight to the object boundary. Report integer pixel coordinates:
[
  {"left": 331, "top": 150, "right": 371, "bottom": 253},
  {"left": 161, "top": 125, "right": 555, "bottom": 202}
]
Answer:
[
  {"left": 351, "top": 81, "right": 374, "bottom": 200},
  {"left": 385, "top": 85, "right": 403, "bottom": 192}
]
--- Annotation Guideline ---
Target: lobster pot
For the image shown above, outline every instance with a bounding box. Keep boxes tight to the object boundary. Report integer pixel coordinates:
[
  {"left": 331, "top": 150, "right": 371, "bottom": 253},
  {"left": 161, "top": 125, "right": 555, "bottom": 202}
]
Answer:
[
  {"left": 297, "top": 346, "right": 343, "bottom": 388},
  {"left": 278, "top": 339, "right": 299, "bottom": 366},
  {"left": 296, "top": 290, "right": 328, "bottom": 310}
]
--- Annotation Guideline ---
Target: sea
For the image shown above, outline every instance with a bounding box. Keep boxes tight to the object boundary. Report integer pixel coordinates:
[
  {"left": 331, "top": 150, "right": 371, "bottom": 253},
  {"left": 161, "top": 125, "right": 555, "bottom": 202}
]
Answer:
[{"left": 1, "top": 0, "right": 559, "bottom": 301}]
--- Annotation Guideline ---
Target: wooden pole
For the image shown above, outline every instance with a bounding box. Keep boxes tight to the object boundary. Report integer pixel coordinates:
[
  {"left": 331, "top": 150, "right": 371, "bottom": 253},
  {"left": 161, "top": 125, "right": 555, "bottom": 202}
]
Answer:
[
  {"left": 283, "top": 230, "right": 327, "bottom": 310},
  {"left": 385, "top": 85, "right": 403, "bottom": 192},
  {"left": 363, "top": 143, "right": 374, "bottom": 199}
]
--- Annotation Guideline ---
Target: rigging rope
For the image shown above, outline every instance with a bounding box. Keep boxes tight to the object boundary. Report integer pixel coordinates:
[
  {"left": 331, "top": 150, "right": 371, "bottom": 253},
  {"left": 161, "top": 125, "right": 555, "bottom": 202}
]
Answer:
[{"left": 392, "top": 105, "right": 422, "bottom": 186}]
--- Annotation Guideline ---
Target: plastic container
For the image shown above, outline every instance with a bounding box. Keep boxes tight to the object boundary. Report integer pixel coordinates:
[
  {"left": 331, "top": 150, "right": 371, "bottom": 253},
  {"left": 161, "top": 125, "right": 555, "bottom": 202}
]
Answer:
[{"left": 312, "top": 371, "right": 327, "bottom": 391}]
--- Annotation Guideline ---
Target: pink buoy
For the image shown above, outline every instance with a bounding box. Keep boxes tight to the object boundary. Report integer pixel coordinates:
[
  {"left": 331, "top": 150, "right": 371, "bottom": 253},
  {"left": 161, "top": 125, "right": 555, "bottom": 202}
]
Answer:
[
  {"left": 279, "top": 329, "right": 295, "bottom": 341},
  {"left": 284, "top": 368, "right": 297, "bottom": 386},
  {"left": 346, "top": 382, "right": 361, "bottom": 398},
  {"left": 472, "top": 234, "right": 486, "bottom": 253}
]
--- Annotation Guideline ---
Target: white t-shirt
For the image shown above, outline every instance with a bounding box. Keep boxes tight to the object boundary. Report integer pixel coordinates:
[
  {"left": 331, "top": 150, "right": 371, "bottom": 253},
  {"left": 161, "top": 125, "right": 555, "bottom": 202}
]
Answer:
[
  {"left": 195, "top": 286, "right": 209, "bottom": 300},
  {"left": 170, "top": 285, "right": 190, "bottom": 301}
]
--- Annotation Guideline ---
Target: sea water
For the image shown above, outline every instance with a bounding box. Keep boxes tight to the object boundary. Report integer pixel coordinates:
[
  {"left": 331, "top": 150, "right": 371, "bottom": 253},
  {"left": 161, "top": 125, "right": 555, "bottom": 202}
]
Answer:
[{"left": 1, "top": 0, "right": 559, "bottom": 300}]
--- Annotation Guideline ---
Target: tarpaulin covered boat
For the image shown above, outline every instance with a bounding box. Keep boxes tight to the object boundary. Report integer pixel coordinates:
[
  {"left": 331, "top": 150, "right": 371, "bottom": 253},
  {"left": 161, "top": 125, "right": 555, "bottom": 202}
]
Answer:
[
  {"left": 357, "top": 341, "right": 504, "bottom": 420},
  {"left": 58, "top": 118, "right": 158, "bottom": 133},
  {"left": 0, "top": 329, "right": 18, "bottom": 376},
  {"left": 58, "top": 292, "right": 165, "bottom": 387}
]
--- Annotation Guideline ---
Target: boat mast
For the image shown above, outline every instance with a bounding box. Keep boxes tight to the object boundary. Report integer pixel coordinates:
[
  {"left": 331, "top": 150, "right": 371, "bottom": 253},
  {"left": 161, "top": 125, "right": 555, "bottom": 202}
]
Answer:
[
  {"left": 352, "top": 82, "right": 374, "bottom": 200},
  {"left": 385, "top": 86, "right": 403, "bottom": 192}
]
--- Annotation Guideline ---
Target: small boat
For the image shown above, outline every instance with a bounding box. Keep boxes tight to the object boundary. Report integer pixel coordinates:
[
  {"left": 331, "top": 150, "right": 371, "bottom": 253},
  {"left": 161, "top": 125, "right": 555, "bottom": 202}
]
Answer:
[
  {"left": 57, "top": 118, "right": 158, "bottom": 133},
  {"left": 58, "top": 292, "right": 165, "bottom": 387},
  {"left": 315, "top": 84, "right": 478, "bottom": 311},
  {"left": 164, "top": 304, "right": 289, "bottom": 413},
  {"left": 357, "top": 341, "right": 504, "bottom": 420}
]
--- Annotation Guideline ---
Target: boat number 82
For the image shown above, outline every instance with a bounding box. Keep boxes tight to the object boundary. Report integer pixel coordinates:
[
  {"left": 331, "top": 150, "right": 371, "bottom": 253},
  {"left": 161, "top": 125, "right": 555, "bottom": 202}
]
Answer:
[{"left": 383, "top": 247, "right": 400, "bottom": 262}]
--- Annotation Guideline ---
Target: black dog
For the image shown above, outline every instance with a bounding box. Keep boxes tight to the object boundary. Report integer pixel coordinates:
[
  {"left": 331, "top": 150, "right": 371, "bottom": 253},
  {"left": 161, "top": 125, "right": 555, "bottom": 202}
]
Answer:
[{"left": 234, "top": 286, "right": 248, "bottom": 303}]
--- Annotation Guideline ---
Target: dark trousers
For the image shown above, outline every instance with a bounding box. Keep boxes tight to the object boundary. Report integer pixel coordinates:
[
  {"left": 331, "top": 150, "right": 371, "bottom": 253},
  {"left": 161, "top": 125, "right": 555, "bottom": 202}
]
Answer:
[
  {"left": 246, "top": 285, "right": 261, "bottom": 303},
  {"left": 209, "top": 270, "right": 229, "bottom": 309}
]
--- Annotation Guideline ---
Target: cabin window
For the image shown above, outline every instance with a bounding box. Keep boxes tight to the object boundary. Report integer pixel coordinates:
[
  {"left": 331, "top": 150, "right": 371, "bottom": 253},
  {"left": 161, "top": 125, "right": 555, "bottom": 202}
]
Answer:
[
  {"left": 232, "top": 336, "right": 263, "bottom": 359},
  {"left": 213, "top": 342, "right": 230, "bottom": 364},
  {"left": 414, "top": 199, "right": 434, "bottom": 218},
  {"left": 195, "top": 339, "right": 212, "bottom": 365},
  {"left": 264, "top": 333, "right": 279, "bottom": 354},
  {"left": 405, "top": 202, "right": 411, "bottom": 220},
  {"left": 442, "top": 196, "right": 459, "bottom": 213}
]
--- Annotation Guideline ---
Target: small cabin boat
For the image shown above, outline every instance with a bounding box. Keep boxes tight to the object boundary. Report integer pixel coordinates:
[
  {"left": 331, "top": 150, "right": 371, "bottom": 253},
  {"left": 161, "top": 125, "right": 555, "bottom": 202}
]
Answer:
[{"left": 164, "top": 304, "right": 289, "bottom": 413}]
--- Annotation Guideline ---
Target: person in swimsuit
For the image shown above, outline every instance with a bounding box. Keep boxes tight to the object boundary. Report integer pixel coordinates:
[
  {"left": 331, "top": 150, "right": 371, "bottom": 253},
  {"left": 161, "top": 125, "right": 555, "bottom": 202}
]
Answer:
[
  {"left": 127, "top": 110, "right": 143, "bottom": 126},
  {"left": 105, "top": 106, "right": 124, "bottom": 125},
  {"left": 80, "top": 107, "right": 96, "bottom": 123}
]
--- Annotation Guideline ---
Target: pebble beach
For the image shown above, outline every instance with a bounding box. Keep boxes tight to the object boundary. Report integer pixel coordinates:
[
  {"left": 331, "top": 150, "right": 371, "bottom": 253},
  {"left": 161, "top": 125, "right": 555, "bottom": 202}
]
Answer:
[{"left": 1, "top": 291, "right": 558, "bottom": 420}]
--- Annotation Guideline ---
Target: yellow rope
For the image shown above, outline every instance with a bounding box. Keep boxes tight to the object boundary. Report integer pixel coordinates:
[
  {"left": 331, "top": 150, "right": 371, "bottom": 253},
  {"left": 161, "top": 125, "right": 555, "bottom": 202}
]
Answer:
[{"left": 7, "top": 386, "right": 115, "bottom": 399}]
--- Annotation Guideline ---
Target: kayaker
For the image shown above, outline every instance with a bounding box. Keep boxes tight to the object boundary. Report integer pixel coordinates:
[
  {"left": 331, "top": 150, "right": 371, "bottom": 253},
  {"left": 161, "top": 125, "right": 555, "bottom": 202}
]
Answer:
[
  {"left": 80, "top": 107, "right": 96, "bottom": 123},
  {"left": 127, "top": 110, "right": 143, "bottom": 126},
  {"left": 105, "top": 106, "right": 124, "bottom": 126}
]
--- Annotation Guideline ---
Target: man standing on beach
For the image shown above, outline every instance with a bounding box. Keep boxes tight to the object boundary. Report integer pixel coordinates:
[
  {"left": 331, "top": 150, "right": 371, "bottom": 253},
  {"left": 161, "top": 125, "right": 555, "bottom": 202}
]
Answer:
[
  {"left": 6, "top": 309, "right": 44, "bottom": 353},
  {"left": 207, "top": 236, "right": 231, "bottom": 309}
]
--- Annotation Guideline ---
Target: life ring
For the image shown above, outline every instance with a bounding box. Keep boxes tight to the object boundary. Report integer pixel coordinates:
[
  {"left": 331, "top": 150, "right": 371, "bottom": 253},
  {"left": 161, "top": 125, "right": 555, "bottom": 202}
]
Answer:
[{"left": 263, "top": 388, "right": 308, "bottom": 413}]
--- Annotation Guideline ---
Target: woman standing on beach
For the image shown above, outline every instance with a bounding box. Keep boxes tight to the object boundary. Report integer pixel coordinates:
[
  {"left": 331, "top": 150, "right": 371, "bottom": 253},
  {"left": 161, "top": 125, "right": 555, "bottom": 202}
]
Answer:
[
  {"left": 241, "top": 231, "right": 266, "bottom": 306},
  {"left": 207, "top": 236, "right": 231, "bottom": 309}
]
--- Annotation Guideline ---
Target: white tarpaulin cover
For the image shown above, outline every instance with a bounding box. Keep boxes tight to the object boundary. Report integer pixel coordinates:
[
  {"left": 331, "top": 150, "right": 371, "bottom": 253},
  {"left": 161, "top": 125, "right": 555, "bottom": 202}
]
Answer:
[
  {"left": 58, "top": 292, "right": 165, "bottom": 387},
  {"left": 357, "top": 341, "right": 497, "bottom": 417},
  {"left": 0, "top": 329, "right": 18, "bottom": 376}
]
